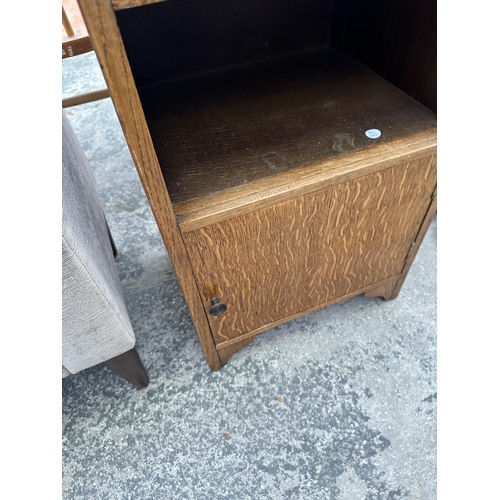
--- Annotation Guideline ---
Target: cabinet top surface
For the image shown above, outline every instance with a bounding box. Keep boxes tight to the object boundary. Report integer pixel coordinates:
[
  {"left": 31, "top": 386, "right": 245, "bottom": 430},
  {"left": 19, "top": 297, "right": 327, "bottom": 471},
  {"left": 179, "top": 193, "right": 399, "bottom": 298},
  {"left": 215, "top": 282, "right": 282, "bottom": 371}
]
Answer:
[{"left": 140, "top": 49, "right": 436, "bottom": 208}]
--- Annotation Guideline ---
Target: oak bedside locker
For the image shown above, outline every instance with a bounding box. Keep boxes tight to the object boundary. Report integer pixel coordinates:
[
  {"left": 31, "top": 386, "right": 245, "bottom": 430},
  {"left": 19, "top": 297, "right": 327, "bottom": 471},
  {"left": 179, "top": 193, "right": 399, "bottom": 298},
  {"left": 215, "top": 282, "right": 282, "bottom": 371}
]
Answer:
[{"left": 77, "top": 0, "right": 437, "bottom": 370}]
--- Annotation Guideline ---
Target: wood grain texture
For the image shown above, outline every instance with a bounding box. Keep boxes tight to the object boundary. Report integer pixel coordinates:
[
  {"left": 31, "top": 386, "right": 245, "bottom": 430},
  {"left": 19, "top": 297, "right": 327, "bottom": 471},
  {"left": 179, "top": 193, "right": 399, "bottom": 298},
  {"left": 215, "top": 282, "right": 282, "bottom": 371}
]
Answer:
[
  {"left": 217, "top": 336, "right": 256, "bottom": 366},
  {"left": 62, "top": 0, "right": 92, "bottom": 58},
  {"left": 140, "top": 49, "right": 436, "bottom": 208},
  {"left": 364, "top": 275, "right": 400, "bottom": 301},
  {"left": 214, "top": 275, "right": 405, "bottom": 351},
  {"left": 176, "top": 130, "right": 436, "bottom": 233},
  {"left": 111, "top": 0, "right": 166, "bottom": 10},
  {"left": 77, "top": 0, "right": 222, "bottom": 370},
  {"left": 183, "top": 154, "right": 436, "bottom": 344},
  {"left": 391, "top": 192, "right": 437, "bottom": 299}
]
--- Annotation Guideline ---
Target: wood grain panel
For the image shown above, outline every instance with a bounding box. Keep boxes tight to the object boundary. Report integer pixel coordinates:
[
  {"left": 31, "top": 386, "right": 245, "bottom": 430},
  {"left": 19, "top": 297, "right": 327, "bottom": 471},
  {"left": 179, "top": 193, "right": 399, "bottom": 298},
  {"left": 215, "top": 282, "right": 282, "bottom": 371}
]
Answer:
[
  {"left": 215, "top": 275, "right": 403, "bottom": 352},
  {"left": 183, "top": 154, "right": 436, "bottom": 344}
]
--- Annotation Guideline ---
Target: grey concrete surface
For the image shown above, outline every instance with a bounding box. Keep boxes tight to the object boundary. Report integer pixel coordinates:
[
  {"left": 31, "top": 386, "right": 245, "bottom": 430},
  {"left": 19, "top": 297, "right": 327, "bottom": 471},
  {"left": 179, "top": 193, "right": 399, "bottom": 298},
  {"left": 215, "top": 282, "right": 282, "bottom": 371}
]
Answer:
[{"left": 62, "top": 52, "right": 437, "bottom": 500}]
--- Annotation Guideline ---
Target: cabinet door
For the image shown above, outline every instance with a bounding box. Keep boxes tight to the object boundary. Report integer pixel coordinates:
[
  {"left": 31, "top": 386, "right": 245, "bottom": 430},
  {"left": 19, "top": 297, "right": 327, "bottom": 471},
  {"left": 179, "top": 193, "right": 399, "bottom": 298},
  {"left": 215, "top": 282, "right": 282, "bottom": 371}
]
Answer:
[{"left": 182, "top": 154, "right": 436, "bottom": 345}]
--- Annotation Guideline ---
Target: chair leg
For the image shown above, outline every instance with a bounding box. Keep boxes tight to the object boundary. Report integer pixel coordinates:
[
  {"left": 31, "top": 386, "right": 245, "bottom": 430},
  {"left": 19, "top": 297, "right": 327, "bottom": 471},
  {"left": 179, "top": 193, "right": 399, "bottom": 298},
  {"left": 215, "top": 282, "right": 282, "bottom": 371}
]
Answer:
[
  {"left": 104, "top": 347, "right": 150, "bottom": 389},
  {"left": 104, "top": 216, "right": 118, "bottom": 257}
]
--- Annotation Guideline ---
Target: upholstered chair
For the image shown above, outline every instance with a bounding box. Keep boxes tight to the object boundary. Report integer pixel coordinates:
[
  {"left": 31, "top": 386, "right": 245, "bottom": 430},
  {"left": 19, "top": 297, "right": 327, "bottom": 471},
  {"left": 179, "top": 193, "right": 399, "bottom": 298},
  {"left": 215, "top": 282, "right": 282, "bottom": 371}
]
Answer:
[{"left": 62, "top": 111, "right": 149, "bottom": 389}]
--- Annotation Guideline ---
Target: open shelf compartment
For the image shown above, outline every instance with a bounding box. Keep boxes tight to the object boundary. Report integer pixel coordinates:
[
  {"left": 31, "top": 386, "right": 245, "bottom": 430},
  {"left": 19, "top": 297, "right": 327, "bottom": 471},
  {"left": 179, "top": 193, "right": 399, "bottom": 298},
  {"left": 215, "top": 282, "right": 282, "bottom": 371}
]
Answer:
[{"left": 138, "top": 48, "right": 436, "bottom": 215}]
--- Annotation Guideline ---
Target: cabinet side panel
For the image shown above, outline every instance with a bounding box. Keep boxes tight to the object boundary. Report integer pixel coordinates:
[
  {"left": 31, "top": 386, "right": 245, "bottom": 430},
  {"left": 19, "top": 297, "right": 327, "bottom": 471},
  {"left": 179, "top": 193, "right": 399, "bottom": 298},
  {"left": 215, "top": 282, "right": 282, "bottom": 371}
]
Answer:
[
  {"left": 183, "top": 154, "right": 436, "bottom": 344},
  {"left": 78, "top": 0, "right": 222, "bottom": 370}
]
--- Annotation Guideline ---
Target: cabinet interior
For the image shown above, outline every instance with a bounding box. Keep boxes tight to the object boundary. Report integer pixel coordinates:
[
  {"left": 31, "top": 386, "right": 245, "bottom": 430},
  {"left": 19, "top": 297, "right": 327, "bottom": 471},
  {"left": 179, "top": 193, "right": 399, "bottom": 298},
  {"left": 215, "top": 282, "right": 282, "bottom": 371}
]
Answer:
[{"left": 115, "top": 0, "right": 436, "bottom": 216}]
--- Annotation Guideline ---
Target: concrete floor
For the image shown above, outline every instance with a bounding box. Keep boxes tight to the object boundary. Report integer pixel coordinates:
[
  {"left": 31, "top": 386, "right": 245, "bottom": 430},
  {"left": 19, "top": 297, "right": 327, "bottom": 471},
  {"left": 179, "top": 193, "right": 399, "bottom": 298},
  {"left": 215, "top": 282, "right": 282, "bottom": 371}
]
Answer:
[{"left": 62, "top": 52, "right": 437, "bottom": 500}]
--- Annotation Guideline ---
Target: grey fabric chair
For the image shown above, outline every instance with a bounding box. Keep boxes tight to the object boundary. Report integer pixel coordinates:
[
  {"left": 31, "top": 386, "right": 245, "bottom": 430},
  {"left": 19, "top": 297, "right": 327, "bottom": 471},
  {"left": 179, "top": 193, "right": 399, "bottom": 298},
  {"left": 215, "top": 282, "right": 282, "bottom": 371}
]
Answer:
[{"left": 62, "top": 111, "right": 149, "bottom": 389}]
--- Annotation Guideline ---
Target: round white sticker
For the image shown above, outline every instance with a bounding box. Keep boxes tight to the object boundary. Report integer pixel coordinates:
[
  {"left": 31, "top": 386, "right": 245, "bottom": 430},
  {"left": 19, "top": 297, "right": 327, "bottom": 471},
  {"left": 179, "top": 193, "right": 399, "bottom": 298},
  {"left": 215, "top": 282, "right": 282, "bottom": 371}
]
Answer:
[{"left": 365, "top": 129, "right": 382, "bottom": 139}]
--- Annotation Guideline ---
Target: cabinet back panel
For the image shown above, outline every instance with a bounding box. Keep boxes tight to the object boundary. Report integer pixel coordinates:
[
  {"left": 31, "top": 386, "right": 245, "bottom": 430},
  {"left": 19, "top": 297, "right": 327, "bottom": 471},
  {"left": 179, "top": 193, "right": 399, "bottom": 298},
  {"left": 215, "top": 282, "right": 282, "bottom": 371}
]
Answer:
[
  {"left": 331, "top": 0, "right": 436, "bottom": 112},
  {"left": 116, "top": 0, "right": 333, "bottom": 87}
]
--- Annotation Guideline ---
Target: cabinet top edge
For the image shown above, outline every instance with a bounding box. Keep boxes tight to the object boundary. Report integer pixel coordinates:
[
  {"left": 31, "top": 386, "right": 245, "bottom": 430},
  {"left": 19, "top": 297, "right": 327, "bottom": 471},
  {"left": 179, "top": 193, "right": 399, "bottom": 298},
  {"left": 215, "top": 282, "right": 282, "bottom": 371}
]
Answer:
[
  {"left": 111, "top": 0, "right": 167, "bottom": 11},
  {"left": 176, "top": 127, "right": 437, "bottom": 233}
]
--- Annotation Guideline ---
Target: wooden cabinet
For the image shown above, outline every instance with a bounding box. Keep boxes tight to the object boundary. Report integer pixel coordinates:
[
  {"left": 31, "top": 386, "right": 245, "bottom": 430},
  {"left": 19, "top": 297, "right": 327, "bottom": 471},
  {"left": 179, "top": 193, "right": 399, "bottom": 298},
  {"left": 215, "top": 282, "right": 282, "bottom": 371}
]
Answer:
[{"left": 78, "top": 0, "right": 437, "bottom": 370}]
